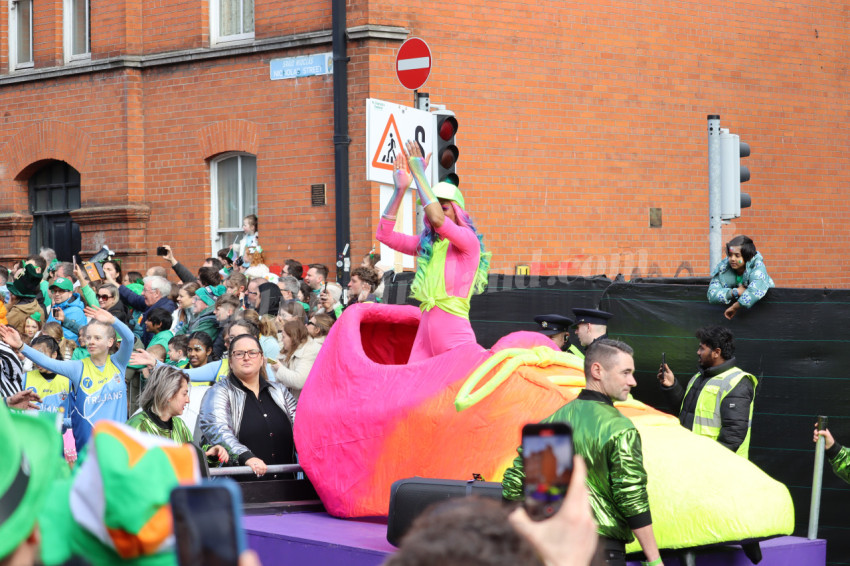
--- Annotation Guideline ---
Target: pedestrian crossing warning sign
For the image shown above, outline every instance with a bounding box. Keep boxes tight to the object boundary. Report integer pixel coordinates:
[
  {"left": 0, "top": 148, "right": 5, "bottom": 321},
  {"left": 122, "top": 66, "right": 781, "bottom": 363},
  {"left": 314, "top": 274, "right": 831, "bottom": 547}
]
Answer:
[
  {"left": 371, "top": 115, "right": 402, "bottom": 171},
  {"left": 366, "top": 98, "right": 434, "bottom": 185}
]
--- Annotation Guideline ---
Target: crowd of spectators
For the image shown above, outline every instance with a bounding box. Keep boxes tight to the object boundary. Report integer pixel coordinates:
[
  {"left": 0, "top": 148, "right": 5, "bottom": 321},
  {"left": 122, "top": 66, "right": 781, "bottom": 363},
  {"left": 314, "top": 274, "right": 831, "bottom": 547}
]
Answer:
[{"left": 0, "top": 215, "right": 392, "bottom": 470}]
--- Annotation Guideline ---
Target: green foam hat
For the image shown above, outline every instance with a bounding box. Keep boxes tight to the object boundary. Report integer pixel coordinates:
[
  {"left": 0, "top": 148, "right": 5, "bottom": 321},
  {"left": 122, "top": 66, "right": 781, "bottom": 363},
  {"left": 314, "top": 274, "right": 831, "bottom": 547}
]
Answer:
[
  {"left": 0, "top": 403, "right": 63, "bottom": 559},
  {"left": 39, "top": 421, "right": 202, "bottom": 565}
]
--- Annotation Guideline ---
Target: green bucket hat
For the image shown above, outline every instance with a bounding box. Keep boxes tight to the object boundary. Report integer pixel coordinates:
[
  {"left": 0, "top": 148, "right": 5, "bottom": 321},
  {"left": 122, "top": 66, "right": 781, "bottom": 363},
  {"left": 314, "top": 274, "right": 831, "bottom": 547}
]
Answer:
[
  {"left": 39, "top": 421, "right": 202, "bottom": 566},
  {"left": 0, "top": 402, "right": 63, "bottom": 560}
]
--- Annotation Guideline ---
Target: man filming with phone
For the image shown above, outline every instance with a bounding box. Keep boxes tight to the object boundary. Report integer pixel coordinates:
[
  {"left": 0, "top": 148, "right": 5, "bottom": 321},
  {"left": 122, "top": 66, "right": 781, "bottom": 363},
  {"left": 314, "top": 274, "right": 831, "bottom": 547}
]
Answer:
[
  {"left": 503, "top": 340, "right": 663, "bottom": 566},
  {"left": 657, "top": 326, "right": 757, "bottom": 459}
]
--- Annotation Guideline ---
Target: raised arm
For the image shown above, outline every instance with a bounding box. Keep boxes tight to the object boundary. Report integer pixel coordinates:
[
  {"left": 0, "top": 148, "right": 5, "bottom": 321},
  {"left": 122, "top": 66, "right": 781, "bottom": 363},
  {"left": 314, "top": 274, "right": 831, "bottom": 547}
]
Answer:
[
  {"left": 404, "top": 141, "right": 443, "bottom": 228},
  {"left": 118, "top": 284, "right": 147, "bottom": 311},
  {"left": 2, "top": 324, "right": 86, "bottom": 387},
  {"left": 375, "top": 149, "right": 422, "bottom": 256}
]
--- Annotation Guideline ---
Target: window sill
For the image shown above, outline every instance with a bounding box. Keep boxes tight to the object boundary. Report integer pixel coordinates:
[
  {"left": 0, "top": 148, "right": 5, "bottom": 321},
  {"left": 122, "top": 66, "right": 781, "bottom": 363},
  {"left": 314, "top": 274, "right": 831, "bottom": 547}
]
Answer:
[{"left": 211, "top": 34, "right": 255, "bottom": 48}]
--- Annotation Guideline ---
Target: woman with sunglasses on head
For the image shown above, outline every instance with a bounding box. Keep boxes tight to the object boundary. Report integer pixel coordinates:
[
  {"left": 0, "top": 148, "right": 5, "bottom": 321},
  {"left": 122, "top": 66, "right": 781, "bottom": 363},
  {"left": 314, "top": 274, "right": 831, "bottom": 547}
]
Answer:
[
  {"left": 199, "top": 333, "right": 297, "bottom": 479},
  {"left": 306, "top": 313, "right": 333, "bottom": 348}
]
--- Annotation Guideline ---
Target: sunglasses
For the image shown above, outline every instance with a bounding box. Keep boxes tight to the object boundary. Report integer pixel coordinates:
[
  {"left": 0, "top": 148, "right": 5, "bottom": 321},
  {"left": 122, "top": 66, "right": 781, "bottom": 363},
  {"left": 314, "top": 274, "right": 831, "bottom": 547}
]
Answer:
[{"left": 97, "top": 294, "right": 112, "bottom": 301}]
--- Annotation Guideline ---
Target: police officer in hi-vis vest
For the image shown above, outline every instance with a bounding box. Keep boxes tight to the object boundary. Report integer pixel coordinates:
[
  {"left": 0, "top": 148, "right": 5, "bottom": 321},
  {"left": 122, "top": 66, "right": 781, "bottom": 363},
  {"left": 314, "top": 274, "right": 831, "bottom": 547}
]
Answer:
[{"left": 657, "top": 325, "right": 757, "bottom": 458}]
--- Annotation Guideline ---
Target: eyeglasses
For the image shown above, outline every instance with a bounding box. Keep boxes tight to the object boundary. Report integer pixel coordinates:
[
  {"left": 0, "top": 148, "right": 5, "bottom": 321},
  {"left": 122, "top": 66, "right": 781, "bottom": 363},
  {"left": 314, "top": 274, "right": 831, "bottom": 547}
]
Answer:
[
  {"left": 49, "top": 288, "right": 69, "bottom": 294},
  {"left": 97, "top": 294, "right": 112, "bottom": 301},
  {"left": 232, "top": 350, "right": 262, "bottom": 360},
  {"left": 188, "top": 345, "right": 207, "bottom": 352},
  {"left": 245, "top": 291, "right": 258, "bottom": 296}
]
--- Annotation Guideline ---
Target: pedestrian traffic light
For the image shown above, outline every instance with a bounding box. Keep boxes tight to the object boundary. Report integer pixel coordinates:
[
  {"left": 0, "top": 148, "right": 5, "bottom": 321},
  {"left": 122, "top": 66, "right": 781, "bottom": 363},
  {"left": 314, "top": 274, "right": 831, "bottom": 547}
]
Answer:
[
  {"left": 719, "top": 129, "right": 752, "bottom": 220},
  {"left": 433, "top": 110, "right": 459, "bottom": 187}
]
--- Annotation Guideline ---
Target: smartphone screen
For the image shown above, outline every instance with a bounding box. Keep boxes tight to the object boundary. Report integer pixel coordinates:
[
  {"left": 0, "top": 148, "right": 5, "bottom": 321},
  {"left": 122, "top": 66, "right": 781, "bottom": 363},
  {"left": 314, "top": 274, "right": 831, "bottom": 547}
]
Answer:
[
  {"left": 522, "top": 422, "right": 573, "bottom": 521},
  {"left": 171, "top": 484, "right": 242, "bottom": 566}
]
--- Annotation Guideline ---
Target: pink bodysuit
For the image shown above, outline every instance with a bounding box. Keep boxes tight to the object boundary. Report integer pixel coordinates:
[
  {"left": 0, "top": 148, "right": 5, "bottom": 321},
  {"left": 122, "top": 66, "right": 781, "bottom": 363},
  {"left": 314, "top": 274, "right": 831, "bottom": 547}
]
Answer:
[{"left": 376, "top": 212, "right": 481, "bottom": 362}]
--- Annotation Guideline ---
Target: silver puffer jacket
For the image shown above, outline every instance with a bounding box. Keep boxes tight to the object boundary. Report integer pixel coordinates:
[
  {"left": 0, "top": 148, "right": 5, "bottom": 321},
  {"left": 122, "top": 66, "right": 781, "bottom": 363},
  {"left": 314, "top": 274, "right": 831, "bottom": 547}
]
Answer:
[{"left": 198, "top": 376, "right": 297, "bottom": 460}]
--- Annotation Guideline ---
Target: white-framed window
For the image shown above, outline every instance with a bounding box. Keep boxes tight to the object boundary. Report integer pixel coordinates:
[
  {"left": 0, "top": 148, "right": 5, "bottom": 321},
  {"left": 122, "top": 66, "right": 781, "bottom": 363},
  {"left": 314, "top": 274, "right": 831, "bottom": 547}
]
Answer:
[
  {"left": 9, "top": 0, "right": 34, "bottom": 70},
  {"left": 63, "top": 0, "right": 91, "bottom": 62},
  {"left": 210, "top": 153, "right": 257, "bottom": 253},
  {"left": 210, "top": 0, "right": 254, "bottom": 45}
]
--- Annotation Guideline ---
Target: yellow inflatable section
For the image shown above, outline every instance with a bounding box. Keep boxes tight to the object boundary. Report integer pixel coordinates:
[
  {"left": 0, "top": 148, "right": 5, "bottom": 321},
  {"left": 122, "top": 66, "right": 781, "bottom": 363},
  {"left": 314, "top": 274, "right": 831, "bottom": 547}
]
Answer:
[
  {"left": 457, "top": 346, "right": 794, "bottom": 550},
  {"left": 617, "top": 397, "right": 794, "bottom": 550}
]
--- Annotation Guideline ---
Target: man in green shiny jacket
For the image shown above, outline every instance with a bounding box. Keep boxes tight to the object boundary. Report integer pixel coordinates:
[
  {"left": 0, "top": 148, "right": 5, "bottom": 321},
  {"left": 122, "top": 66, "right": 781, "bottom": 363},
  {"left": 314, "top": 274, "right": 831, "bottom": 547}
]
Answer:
[
  {"left": 814, "top": 426, "right": 850, "bottom": 483},
  {"left": 503, "top": 339, "right": 663, "bottom": 566}
]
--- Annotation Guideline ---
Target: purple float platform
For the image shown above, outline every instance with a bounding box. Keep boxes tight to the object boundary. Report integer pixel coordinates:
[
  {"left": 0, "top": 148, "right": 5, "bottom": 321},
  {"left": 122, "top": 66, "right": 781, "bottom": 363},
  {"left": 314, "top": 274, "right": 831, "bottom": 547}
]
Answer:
[{"left": 244, "top": 512, "right": 825, "bottom": 566}]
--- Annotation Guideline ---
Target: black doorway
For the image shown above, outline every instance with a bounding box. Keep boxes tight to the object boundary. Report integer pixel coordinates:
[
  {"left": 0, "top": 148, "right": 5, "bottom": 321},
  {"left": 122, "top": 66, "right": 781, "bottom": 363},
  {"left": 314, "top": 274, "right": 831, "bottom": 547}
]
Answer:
[{"left": 29, "top": 161, "right": 82, "bottom": 262}]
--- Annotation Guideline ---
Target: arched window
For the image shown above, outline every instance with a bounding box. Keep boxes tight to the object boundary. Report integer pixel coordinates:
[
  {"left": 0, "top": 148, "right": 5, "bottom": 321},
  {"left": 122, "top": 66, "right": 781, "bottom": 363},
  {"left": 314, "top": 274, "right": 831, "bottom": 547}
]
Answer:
[
  {"left": 210, "top": 153, "right": 257, "bottom": 253},
  {"left": 29, "top": 161, "right": 82, "bottom": 261}
]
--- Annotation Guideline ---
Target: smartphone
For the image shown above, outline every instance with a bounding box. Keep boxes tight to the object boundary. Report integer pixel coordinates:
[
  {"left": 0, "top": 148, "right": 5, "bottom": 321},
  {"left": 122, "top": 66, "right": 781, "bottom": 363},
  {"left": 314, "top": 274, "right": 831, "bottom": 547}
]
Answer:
[
  {"left": 661, "top": 352, "right": 666, "bottom": 368},
  {"left": 171, "top": 480, "right": 245, "bottom": 566},
  {"left": 52, "top": 308, "right": 61, "bottom": 318},
  {"left": 522, "top": 422, "right": 574, "bottom": 521},
  {"left": 156, "top": 246, "right": 168, "bottom": 256}
]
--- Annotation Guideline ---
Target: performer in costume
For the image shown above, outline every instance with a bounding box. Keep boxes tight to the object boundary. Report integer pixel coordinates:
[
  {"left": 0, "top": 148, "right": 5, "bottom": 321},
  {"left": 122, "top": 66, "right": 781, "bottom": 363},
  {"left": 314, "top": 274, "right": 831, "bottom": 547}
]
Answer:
[
  {"left": 376, "top": 141, "right": 491, "bottom": 362},
  {"left": 0, "top": 305, "right": 134, "bottom": 449}
]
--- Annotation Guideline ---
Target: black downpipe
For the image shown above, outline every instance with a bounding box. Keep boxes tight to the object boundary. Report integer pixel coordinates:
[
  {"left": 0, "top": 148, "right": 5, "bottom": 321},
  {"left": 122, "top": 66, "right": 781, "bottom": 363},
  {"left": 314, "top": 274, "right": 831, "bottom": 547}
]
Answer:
[{"left": 332, "top": 0, "right": 351, "bottom": 289}]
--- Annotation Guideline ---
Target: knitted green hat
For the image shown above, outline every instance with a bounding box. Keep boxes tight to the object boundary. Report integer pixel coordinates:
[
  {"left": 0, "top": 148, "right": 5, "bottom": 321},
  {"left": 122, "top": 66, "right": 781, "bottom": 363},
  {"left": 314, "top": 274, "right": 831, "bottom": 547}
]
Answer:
[
  {"left": 0, "top": 403, "right": 63, "bottom": 559},
  {"left": 39, "top": 421, "right": 202, "bottom": 566}
]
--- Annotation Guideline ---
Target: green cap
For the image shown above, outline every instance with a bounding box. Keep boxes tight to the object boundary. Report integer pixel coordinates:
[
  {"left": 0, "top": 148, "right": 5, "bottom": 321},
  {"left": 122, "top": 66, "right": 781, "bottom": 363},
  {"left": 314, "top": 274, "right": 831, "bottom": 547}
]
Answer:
[{"left": 49, "top": 277, "right": 74, "bottom": 292}]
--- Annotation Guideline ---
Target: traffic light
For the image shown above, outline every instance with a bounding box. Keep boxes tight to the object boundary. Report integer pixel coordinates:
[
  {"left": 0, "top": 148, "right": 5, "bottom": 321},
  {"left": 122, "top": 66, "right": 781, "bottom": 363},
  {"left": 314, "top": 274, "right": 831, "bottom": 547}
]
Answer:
[
  {"left": 433, "top": 110, "right": 459, "bottom": 187},
  {"left": 719, "top": 129, "right": 752, "bottom": 220}
]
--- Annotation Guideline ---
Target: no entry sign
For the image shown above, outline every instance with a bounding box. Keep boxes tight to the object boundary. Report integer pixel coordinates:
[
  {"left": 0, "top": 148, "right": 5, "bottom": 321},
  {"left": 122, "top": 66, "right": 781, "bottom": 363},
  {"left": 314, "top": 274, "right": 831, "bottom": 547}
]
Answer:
[{"left": 396, "top": 38, "right": 432, "bottom": 90}]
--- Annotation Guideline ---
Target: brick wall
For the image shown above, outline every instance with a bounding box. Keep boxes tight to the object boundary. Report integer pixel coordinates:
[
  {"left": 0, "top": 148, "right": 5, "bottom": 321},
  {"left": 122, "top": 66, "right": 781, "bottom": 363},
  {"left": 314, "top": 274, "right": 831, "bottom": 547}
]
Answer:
[
  {"left": 0, "top": 0, "right": 848, "bottom": 287},
  {"left": 363, "top": 0, "right": 850, "bottom": 286}
]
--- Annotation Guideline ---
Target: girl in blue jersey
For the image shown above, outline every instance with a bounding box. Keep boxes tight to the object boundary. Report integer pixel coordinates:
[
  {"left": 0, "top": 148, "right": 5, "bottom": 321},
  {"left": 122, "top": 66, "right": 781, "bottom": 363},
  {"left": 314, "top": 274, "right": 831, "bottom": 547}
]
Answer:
[
  {"left": 0, "top": 305, "right": 134, "bottom": 449},
  {"left": 23, "top": 335, "right": 72, "bottom": 430}
]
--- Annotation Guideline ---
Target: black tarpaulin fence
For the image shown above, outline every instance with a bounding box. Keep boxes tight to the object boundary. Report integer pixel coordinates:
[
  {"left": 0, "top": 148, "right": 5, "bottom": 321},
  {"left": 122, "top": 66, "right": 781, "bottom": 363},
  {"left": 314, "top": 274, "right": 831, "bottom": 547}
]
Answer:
[{"left": 385, "top": 273, "right": 850, "bottom": 563}]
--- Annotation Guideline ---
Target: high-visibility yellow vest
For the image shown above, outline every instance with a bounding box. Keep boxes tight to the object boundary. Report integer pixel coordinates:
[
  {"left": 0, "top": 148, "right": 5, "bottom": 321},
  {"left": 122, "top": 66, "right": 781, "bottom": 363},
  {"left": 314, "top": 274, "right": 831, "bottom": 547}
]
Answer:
[{"left": 682, "top": 367, "right": 758, "bottom": 458}]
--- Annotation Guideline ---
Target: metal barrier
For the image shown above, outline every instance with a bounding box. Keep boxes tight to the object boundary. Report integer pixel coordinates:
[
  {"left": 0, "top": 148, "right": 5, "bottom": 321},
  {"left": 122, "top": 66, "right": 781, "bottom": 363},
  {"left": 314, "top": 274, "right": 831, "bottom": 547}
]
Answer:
[{"left": 209, "top": 464, "right": 303, "bottom": 477}]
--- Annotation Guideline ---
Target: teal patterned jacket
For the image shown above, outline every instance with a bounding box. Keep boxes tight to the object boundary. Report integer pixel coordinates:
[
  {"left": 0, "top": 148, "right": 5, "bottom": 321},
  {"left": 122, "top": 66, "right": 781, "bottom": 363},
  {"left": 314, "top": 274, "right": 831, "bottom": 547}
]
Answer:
[{"left": 707, "top": 252, "right": 774, "bottom": 308}]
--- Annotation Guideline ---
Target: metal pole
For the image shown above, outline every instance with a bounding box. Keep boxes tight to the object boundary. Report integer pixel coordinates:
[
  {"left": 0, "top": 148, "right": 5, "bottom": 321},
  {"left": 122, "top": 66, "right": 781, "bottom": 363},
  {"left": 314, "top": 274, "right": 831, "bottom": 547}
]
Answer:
[
  {"left": 707, "top": 115, "right": 722, "bottom": 272},
  {"left": 332, "top": 0, "right": 351, "bottom": 289},
  {"left": 209, "top": 464, "right": 304, "bottom": 477},
  {"left": 808, "top": 415, "right": 828, "bottom": 539}
]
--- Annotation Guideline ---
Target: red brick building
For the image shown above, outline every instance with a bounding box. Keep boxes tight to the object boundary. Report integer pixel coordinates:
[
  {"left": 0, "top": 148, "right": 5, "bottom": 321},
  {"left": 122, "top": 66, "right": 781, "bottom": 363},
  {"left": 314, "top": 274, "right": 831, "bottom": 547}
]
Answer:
[{"left": 0, "top": 0, "right": 847, "bottom": 287}]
